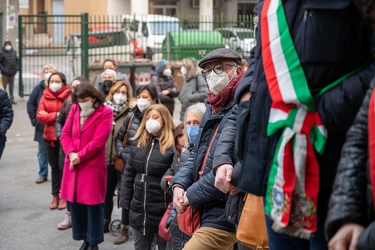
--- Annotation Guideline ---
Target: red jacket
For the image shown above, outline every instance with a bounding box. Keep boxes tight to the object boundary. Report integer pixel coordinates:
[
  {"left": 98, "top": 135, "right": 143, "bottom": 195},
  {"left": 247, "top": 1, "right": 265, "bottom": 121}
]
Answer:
[{"left": 36, "top": 86, "right": 70, "bottom": 142}]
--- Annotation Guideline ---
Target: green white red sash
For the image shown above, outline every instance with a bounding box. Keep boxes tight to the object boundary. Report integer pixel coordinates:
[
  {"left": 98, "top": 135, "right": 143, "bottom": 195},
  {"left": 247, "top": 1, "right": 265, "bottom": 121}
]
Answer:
[{"left": 261, "top": 0, "right": 326, "bottom": 238}]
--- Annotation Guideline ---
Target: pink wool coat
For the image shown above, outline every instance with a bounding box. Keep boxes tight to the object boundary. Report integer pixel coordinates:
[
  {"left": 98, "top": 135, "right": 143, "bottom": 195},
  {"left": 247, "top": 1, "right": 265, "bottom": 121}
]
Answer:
[{"left": 60, "top": 104, "right": 113, "bottom": 205}]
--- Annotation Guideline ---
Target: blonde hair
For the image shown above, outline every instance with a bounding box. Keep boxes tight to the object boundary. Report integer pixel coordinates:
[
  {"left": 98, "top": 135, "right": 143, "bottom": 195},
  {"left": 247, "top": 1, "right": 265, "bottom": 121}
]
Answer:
[
  {"left": 182, "top": 57, "right": 200, "bottom": 79},
  {"left": 183, "top": 103, "right": 206, "bottom": 147},
  {"left": 42, "top": 64, "right": 56, "bottom": 73},
  {"left": 106, "top": 80, "right": 132, "bottom": 103},
  {"left": 132, "top": 104, "right": 174, "bottom": 154},
  {"left": 101, "top": 68, "right": 118, "bottom": 81}
]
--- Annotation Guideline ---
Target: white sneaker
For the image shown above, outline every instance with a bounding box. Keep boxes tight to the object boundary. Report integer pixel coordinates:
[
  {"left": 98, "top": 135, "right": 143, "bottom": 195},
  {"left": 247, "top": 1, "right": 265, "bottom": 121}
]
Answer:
[{"left": 57, "top": 212, "right": 72, "bottom": 230}]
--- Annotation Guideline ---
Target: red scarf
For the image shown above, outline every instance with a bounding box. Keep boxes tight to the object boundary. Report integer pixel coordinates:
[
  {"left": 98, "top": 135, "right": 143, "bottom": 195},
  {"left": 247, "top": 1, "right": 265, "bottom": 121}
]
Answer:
[
  {"left": 368, "top": 90, "right": 375, "bottom": 207},
  {"left": 206, "top": 72, "right": 244, "bottom": 114}
]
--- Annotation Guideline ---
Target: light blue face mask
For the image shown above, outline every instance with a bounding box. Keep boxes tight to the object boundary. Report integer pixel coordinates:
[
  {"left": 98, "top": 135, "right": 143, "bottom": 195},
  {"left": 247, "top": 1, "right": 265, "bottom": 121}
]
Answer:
[{"left": 186, "top": 125, "right": 199, "bottom": 144}]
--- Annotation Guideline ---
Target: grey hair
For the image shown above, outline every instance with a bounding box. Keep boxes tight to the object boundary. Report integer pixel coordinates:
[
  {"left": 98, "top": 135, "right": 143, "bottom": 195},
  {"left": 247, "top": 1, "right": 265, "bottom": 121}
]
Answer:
[
  {"left": 101, "top": 68, "right": 118, "bottom": 81},
  {"left": 183, "top": 102, "right": 206, "bottom": 147}
]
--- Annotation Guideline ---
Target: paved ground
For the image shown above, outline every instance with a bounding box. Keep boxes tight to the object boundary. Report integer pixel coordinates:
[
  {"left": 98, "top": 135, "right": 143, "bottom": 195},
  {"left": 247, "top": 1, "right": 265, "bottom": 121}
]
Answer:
[{"left": 0, "top": 96, "right": 181, "bottom": 250}]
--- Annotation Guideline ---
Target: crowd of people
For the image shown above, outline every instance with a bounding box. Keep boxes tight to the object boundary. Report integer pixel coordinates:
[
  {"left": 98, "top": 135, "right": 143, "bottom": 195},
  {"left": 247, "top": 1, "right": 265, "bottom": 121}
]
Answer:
[{"left": 4, "top": 1, "right": 375, "bottom": 249}]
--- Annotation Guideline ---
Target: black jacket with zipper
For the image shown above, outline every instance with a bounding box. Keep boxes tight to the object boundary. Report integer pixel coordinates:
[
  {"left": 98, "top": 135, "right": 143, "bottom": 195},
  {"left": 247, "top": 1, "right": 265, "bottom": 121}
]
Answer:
[{"left": 120, "top": 137, "right": 174, "bottom": 235}]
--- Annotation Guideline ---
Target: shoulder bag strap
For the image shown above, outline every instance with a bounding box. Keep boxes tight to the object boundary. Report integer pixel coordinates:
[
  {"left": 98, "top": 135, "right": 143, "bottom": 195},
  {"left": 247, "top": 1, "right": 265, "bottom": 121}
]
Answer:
[{"left": 198, "top": 124, "right": 220, "bottom": 179}]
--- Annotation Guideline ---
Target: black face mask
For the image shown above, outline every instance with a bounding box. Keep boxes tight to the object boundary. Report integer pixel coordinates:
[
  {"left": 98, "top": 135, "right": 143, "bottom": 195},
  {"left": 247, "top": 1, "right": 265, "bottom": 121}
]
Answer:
[{"left": 100, "top": 80, "right": 114, "bottom": 96}]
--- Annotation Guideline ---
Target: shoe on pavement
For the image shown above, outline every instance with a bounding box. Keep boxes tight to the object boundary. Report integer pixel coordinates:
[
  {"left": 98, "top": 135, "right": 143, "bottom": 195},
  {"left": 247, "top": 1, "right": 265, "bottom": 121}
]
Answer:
[
  {"left": 50, "top": 195, "right": 59, "bottom": 210},
  {"left": 58, "top": 198, "right": 67, "bottom": 210},
  {"left": 11, "top": 100, "right": 17, "bottom": 105},
  {"left": 35, "top": 177, "right": 47, "bottom": 184},
  {"left": 57, "top": 211, "right": 72, "bottom": 230},
  {"left": 113, "top": 224, "right": 129, "bottom": 244}
]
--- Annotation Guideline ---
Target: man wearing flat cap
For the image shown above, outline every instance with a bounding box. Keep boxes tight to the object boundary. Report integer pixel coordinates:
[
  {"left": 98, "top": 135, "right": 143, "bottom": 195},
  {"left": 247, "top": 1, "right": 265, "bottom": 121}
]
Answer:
[{"left": 170, "top": 48, "right": 244, "bottom": 249}]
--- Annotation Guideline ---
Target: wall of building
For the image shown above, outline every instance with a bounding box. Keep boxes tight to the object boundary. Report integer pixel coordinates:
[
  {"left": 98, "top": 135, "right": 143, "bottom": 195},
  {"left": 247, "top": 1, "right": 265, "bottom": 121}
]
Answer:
[
  {"left": 64, "top": 0, "right": 107, "bottom": 15},
  {"left": 0, "top": 0, "right": 19, "bottom": 48}
]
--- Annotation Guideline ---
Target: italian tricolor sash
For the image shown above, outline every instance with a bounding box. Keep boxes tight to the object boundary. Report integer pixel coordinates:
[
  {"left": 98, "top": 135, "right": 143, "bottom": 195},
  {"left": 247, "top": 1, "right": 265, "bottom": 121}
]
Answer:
[
  {"left": 261, "top": 0, "right": 326, "bottom": 238},
  {"left": 261, "top": 0, "right": 370, "bottom": 239}
]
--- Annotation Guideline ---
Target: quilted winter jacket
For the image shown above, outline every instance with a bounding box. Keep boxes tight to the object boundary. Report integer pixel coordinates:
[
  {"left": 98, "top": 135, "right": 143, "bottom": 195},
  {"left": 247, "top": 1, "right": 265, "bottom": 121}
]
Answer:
[
  {"left": 178, "top": 75, "right": 208, "bottom": 120},
  {"left": 170, "top": 101, "right": 237, "bottom": 233},
  {"left": 234, "top": 0, "right": 375, "bottom": 197},
  {"left": 115, "top": 106, "right": 143, "bottom": 168},
  {"left": 0, "top": 48, "right": 18, "bottom": 76},
  {"left": 325, "top": 82, "right": 375, "bottom": 241},
  {"left": 37, "top": 86, "right": 71, "bottom": 142},
  {"left": 150, "top": 74, "right": 179, "bottom": 114},
  {"left": 0, "top": 90, "right": 13, "bottom": 136},
  {"left": 120, "top": 137, "right": 174, "bottom": 235}
]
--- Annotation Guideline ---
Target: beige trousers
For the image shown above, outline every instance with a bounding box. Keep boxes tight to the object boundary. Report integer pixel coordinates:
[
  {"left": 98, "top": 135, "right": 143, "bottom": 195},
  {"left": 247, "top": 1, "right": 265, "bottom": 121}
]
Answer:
[{"left": 183, "top": 226, "right": 237, "bottom": 250}]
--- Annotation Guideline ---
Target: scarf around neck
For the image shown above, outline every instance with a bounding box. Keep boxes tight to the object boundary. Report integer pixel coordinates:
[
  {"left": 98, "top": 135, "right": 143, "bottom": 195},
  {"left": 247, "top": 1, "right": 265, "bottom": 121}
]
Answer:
[
  {"left": 106, "top": 100, "right": 126, "bottom": 118},
  {"left": 206, "top": 71, "right": 244, "bottom": 114}
]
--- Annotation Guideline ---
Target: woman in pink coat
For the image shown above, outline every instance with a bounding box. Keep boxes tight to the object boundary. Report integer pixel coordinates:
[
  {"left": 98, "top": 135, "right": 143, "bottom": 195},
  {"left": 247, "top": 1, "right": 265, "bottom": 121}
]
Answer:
[{"left": 60, "top": 81, "right": 113, "bottom": 250}]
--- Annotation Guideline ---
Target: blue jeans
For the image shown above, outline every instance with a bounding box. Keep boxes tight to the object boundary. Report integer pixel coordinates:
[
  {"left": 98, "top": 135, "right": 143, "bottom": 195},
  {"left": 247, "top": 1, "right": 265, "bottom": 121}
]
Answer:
[
  {"left": 37, "top": 142, "right": 48, "bottom": 178},
  {"left": 70, "top": 202, "right": 104, "bottom": 245}
]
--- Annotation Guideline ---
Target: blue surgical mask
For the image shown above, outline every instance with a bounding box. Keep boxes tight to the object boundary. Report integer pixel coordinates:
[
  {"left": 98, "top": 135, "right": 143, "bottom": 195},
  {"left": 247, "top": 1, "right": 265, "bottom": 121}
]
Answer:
[{"left": 186, "top": 125, "right": 199, "bottom": 144}]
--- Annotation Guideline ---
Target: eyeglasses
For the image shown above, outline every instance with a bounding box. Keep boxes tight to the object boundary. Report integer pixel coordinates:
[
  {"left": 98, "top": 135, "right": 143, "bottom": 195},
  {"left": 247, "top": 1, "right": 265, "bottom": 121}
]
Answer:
[{"left": 201, "top": 63, "right": 236, "bottom": 78}]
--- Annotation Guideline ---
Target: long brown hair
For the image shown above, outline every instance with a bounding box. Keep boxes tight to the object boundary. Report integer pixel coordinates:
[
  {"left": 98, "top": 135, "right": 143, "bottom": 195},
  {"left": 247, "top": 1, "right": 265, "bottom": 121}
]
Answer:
[{"left": 132, "top": 104, "right": 174, "bottom": 154}]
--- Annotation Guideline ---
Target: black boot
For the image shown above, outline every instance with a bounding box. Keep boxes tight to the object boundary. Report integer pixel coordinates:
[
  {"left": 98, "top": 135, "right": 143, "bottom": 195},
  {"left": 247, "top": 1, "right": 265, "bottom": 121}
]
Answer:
[{"left": 79, "top": 241, "right": 89, "bottom": 250}]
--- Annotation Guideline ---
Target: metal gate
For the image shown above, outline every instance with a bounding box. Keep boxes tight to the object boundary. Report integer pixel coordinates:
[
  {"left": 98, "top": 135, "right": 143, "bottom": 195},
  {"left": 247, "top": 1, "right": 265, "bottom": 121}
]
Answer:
[{"left": 18, "top": 14, "right": 85, "bottom": 96}]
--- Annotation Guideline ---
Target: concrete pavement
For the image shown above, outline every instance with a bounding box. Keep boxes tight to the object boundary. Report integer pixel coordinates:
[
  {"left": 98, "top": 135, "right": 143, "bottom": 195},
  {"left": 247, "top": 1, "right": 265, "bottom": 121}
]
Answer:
[{"left": 0, "top": 95, "right": 182, "bottom": 250}]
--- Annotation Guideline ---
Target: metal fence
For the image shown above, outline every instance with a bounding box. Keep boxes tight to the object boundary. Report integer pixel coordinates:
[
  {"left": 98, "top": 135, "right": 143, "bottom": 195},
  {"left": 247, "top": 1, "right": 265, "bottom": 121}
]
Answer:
[{"left": 18, "top": 13, "right": 254, "bottom": 96}]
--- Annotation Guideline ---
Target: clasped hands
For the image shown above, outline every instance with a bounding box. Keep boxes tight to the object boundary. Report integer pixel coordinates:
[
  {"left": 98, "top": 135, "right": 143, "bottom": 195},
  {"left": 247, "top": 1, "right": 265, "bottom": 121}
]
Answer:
[
  {"left": 69, "top": 152, "right": 80, "bottom": 170},
  {"left": 214, "top": 164, "right": 238, "bottom": 195},
  {"left": 173, "top": 187, "right": 189, "bottom": 214}
]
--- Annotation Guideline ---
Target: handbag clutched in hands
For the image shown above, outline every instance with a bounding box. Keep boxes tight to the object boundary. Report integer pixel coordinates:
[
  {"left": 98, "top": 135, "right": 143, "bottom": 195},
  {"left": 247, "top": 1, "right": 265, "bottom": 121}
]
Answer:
[{"left": 177, "top": 125, "right": 219, "bottom": 236}]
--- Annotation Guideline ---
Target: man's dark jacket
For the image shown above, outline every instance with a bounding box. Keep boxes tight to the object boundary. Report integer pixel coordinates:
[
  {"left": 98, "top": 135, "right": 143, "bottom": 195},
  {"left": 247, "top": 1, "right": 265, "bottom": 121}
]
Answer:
[
  {"left": 0, "top": 47, "right": 18, "bottom": 76},
  {"left": 170, "top": 101, "right": 237, "bottom": 233},
  {"left": 27, "top": 80, "right": 46, "bottom": 143}
]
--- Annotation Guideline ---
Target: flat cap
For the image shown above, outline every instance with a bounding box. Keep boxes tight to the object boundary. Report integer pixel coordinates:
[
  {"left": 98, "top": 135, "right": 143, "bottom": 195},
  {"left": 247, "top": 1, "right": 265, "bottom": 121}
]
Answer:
[{"left": 198, "top": 48, "right": 242, "bottom": 69}]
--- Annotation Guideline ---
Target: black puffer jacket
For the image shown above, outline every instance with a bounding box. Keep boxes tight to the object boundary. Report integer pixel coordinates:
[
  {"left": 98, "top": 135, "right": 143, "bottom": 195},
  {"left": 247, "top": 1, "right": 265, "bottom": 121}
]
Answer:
[
  {"left": 120, "top": 138, "right": 174, "bottom": 235},
  {"left": 170, "top": 101, "right": 237, "bottom": 233},
  {"left": 150, "top": 74, "right": 179, "bottom": 115},
  {"left": 115, "top": 106, "right": 143, "bottom": 166},
  {"left": 161, "top": 147, "right": 193, "bottom": 250},
  {"left": 56, "top": 97, "right": 73, "bottom": 168},
  {"left": 325, "top": 82, "right": 375, "bottom": 244},
  {"left": 0, "top": 47, "right": 18, "bottom": 76},
  {"left": 0, "top": 90, "right": 13, "bottom": 136},
  {"left": 27, "top": 80, "right": 46, "bottom": 143}
]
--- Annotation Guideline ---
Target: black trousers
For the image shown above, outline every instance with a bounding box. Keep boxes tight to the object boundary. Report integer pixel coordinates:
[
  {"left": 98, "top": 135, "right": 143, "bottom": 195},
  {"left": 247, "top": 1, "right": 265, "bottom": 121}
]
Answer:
[{"left": 44, "top": 139, "right": 62, "bottom": 196}]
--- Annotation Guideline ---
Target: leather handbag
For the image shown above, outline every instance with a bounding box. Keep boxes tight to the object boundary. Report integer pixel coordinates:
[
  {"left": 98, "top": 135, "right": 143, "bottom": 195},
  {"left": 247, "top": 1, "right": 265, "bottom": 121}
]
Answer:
[
  {"left": 177, "top": 125, "right": 220, "bottom": 236},
  {"left": 114, "top": 114, "right": 134, "bottom": 172},
  {"left": 236, "top": 193, "right": 269, "bottom": 250},
  {"left": 114, "top": 157, "right": 124, "bottom": 172},
  {"left": 158, "top": 203, "right": 172, "bottom": 242}
]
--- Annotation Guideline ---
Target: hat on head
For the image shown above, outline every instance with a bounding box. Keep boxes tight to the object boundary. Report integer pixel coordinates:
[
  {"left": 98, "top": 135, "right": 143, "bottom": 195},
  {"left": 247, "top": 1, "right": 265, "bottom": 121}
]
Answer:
[
  {"left": 198, "top": 48, "right": 242, "bottom": 69},
  {"left": 155, "top": 60, "right": 169, "bottom": 74},
  {"left": 4, "top": 41, "right": 12, "bottom": 46}
]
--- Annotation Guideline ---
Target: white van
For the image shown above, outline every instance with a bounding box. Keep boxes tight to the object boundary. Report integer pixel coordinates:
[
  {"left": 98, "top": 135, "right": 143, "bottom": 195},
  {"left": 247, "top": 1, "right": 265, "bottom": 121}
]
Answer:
[{"left": 122, "top": 14, "right": 182, "bottom": 60}]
